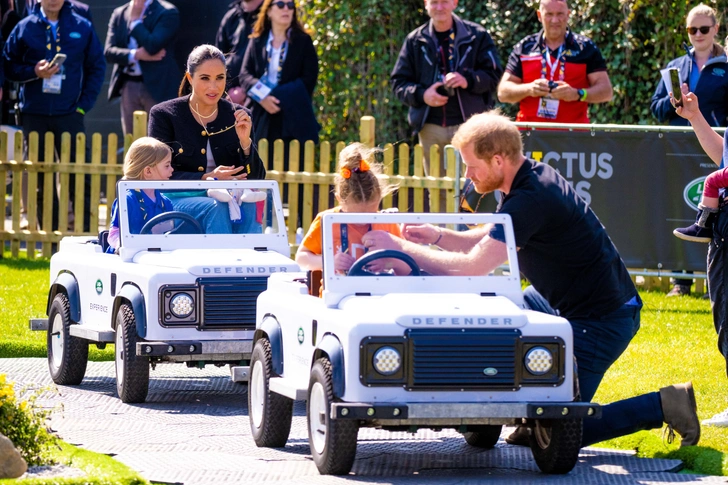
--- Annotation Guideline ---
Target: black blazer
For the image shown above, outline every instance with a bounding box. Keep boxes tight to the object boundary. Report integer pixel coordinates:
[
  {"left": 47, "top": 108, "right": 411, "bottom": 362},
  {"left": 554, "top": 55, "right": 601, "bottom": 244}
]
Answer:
[
  {"left": 148, "top": 96, "right": 266, "bottom": 181},
  {"left": 239, "top": 28, "right": 318, "bottom": 141},
  {"left": 104, "top": 0, "right": 180, "bottom": 103}
]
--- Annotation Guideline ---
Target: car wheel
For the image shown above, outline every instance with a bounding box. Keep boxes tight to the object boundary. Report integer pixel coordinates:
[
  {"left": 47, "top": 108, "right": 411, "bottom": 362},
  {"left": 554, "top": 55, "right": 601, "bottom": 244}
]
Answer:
[
  {"left": 115, "top": 303, "right": 149, "bottom": 403},
  {"left": 462, "top": 425, "right": 502, "bottom": 448},
  {"left": 249, "top": 338, "right": 293, "bottom": 447},
  {"left": 307, "top": 357, "right": 358, "bottom": 475},
  {"left": 529, "top": 418, "right": 582, "bottom": 474},
  {"left": 47, "top": 293, "right": 88, "bottom": 385}
]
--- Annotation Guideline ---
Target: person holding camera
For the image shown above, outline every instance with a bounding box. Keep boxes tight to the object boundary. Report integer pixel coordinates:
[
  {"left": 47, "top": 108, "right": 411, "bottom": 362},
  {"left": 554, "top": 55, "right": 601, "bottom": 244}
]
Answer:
[
  {"left": 391, "top": 0, "right": 502, "bottom": 212},
  {"left": 498, "top": 0, "right": 612, "bottom": 123}
]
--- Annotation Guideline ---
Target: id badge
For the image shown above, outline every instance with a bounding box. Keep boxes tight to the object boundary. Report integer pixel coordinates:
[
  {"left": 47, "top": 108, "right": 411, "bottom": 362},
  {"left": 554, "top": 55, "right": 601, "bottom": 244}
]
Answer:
[
  {"left": 42, "top": 73, "right": 63, "bottom": 94},
  {"left": 247, "top": 78, "right": 274, "bottom": 103},
  {"left": 537, "top": 97, "right": 559, "bottom": 120}
]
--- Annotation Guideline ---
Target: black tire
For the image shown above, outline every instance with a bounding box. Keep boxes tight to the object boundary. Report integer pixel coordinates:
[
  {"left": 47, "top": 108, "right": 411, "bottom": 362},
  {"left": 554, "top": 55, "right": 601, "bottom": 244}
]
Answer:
[
  {"left": 248, "top": 338, "right": 293, "bottom": 447},
  {"left": 114, "top": 303, "right": 149, "bottom": 403},
  {"left": 47, "top": 293, "right": 88, "bottom": 385},
  {"left": 307, "top": 358, "right": 358, "bottom": 475},
  {"left": 462, "top": 425, "right": 502, "bottom": 448},
  {"left": 529, "top": 418, "right": 583, "bottom": 474}
]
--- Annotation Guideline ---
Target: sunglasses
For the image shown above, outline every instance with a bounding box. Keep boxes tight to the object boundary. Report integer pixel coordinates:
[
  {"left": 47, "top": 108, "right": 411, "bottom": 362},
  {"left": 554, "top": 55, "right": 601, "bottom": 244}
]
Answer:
[
  {"left": 686, "top": 25, "right": 713, "bottom": 35},
  {"left": 272, "top": 1, "right": 295, "bottom": 9}
]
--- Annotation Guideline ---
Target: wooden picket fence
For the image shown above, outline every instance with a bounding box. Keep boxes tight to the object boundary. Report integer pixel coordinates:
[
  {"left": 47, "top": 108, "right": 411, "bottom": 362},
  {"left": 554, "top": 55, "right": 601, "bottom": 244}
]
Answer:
[{"left": 0, "top": 114, "right": 461, "bottom": 259}]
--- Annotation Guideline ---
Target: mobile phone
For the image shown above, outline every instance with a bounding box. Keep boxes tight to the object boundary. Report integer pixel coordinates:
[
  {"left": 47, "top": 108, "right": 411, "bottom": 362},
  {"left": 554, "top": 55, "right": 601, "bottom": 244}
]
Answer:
[
  {"left": 669, "top": 68, "right": 682, "bottom": 107},
  {"left": 548, "top": 80, "right": 558, "bottom": 92},
  {"left": 49, "top": 53, "right": 67, "bottom": 68}
]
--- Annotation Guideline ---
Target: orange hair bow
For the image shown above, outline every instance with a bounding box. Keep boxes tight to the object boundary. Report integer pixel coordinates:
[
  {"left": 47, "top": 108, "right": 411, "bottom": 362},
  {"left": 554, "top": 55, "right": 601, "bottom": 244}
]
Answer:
[
  {"left": 339, "top": 160, "right": 370, "bottom": 179},
  {"left": 340, "top": 167, "right": 352, "bottom": 179}
]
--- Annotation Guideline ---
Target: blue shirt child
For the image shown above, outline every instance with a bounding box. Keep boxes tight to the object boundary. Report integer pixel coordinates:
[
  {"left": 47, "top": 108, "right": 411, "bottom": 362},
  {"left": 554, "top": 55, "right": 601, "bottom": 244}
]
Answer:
[{"left": 106, "top": 189, "right": 173, "bottom": 253}]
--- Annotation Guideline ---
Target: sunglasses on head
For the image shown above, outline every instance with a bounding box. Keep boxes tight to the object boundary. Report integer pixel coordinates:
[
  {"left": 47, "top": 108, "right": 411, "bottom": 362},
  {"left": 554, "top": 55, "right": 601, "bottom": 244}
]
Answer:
[
  {"left": 687, "top": 25, "right": 713, "bottom": 35},
  {"left": 273, "top": 1, "right": 295, "bottom": 9}
]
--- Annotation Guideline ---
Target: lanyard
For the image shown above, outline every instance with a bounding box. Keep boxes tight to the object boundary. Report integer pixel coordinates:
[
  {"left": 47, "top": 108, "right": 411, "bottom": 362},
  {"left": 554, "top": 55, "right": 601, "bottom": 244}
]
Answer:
[
  {"left": 133, "top": 189, "right": 166, "bottom": 222},
  {"left": 339, "top": 223, "right": 372, "bottom": 254},
  {"left": 438, "top": 28, "right": 456, "bottom": 74},
  {"left": 44, "top": 20, "right": 62, "bottom": 58},
  {"left": 265, "top": 31, "right": 288, "bottom": 85},
  {"left": 540, "top": 41, "right": 565, "bottom": 81}
]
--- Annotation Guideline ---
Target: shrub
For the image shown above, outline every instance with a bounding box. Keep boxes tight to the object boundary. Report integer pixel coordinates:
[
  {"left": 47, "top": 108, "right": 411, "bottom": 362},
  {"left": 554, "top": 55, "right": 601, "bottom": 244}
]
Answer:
[
  {"left": 303, "top": 0, "right": 728, "bottom": 142},
  {"left": 0, "top": 374, "right": 56, "bottom": 466}
]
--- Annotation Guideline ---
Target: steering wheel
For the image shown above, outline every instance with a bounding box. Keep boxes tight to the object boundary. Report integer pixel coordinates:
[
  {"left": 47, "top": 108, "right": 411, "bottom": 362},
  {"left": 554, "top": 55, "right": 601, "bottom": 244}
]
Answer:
[
  {"left": 347, "top": 249, "right": 421, "bottom": 277},
  {"left": 139, "top": 211, "right": 204, "bottom": 235}
]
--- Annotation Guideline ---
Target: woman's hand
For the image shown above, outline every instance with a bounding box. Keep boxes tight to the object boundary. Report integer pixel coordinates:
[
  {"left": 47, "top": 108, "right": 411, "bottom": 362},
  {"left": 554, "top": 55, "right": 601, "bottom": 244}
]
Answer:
[
  {"left": 260, "top": 95, "right": 281, "bottom": 114},
  {"left": 234, "top": 109, "right": 253, "bottom": 150},
  {"left": 674, "top": 83, "right": 699, "bottom": 121},
  {"left": 206, "top": 164, "right": 248, "bottom": 180}
]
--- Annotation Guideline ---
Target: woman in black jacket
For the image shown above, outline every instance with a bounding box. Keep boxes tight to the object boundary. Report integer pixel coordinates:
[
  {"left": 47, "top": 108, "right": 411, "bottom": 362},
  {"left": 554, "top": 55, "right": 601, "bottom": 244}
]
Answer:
[
  {"left": 149, "top": 44, "right": 266, "bottom": 233},
  {"left": 239, "top": 0, "right": 319, "bottom": 167}
]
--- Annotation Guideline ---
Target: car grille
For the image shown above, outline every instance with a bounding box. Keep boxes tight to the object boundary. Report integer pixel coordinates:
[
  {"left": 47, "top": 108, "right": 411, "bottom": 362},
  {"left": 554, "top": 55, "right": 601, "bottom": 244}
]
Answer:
[
  {"left": 407, "top": 328, "right": 520, "bottom": 389},
  {"left": 199, "top": 277, "right": 268, "bottom": 330}
]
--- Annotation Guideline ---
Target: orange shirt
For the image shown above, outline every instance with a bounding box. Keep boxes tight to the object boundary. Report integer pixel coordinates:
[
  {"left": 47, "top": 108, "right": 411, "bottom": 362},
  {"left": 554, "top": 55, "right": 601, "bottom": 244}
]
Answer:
[{"left": 301, "top": 207, "right": 402, "bottom": 259}]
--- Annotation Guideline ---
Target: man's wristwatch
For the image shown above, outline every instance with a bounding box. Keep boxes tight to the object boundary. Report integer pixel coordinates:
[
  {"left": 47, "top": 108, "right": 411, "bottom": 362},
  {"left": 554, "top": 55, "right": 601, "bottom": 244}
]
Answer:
[{"left": 577, "top": 88, "right": 588, "bottom": 102}]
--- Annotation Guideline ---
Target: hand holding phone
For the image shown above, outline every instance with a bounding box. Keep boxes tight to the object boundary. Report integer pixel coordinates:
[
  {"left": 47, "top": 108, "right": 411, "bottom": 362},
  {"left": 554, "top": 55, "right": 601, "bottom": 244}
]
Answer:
[
  {"left": 669, "top": 68, "right": 682, "bottom": 107},
  {"left": 48, "top": 53, "right": 67, "bottom": 69}
]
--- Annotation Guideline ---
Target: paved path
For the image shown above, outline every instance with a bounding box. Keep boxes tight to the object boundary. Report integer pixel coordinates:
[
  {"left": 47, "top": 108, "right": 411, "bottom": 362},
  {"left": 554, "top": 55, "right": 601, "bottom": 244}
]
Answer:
[{"left": 1, "top": 358, "right": 726, "bottom": 485}]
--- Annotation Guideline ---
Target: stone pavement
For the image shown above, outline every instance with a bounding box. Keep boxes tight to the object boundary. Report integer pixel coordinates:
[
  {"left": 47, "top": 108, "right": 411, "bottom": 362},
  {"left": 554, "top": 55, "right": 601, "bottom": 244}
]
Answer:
[{"left": 0, "top": 358, "right": 726, "bottom": 485}]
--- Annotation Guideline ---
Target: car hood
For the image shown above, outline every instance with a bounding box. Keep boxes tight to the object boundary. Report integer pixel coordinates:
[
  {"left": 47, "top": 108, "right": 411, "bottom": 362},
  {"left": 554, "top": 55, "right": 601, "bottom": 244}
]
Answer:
[
  {"left": 134, "top": 249, "right": 299, "bottom": 276},
  {"left": 339, "top": 293, "right": 528, "bottom": 329}
]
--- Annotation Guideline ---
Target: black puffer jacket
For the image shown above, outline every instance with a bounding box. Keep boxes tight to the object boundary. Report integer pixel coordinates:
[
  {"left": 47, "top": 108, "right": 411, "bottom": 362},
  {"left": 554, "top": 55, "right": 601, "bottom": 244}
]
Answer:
[{"left": 391, "top": 14, "right": 503, "bottom": 133}]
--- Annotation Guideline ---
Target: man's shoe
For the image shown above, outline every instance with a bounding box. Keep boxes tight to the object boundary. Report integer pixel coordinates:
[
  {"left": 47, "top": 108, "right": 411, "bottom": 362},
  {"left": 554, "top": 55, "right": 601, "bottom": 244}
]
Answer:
[
  {"left": 659, "top": 382, "right": 700, "bottom": 446},
  {"left": 666, "top": 284, "right": 691, "bottom": 297},
  {"left": 505, "top": 425, "right": 530, "bottom": 447},
  {"left": 702, "top": 407, "right": 728, "bottom": 427},
  {"left": 673, "top": 223, "right": 712, "bottom": 243}
]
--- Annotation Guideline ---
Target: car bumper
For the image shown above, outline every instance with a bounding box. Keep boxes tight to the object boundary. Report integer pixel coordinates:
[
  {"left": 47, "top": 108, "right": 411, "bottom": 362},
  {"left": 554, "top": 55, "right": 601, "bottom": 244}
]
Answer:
[
  {"left": 136, "top": 339, "right": 252, "bottom": 360},
  {"left": 331, "top": 401, "right": 600, "bottom": 425}
]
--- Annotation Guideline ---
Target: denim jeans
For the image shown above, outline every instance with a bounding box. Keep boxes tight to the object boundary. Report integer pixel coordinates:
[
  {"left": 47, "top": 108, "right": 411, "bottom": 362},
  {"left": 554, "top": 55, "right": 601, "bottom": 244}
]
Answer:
[
  {"left": 233, "top": 202, "right": 262, "bottom": 234},
  {"left": 164, "top": 195, "right": 231, "bottom": 234},
  {"left": 523, "top": 286, "right": 664, "bottom": 446}
]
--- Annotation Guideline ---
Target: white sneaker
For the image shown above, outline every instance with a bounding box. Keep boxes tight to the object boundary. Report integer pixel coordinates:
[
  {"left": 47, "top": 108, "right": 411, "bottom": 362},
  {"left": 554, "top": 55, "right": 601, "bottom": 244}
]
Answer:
[{"left": 702, "top": 407, "right": 728, "bottom": 427}]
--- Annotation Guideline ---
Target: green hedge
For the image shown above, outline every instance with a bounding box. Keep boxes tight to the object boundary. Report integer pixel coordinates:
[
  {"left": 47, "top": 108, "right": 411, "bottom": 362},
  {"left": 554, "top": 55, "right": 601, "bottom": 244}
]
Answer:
[{"left": 303, "top": 0, "right": 728, "bottom": 143}]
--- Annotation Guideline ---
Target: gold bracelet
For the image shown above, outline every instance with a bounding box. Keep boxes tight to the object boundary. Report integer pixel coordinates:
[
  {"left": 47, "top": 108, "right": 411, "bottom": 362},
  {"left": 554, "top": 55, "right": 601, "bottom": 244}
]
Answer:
[{"left": 241, "top": 139, "right": 252, "bottom": 151}]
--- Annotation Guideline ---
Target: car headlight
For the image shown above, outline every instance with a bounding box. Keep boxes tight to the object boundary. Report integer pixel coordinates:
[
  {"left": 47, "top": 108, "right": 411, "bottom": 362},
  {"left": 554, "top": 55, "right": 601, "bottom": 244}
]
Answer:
[
  {"left": 170, "top": 293, "right": 194, "bottom": 318},
  {"left": 524, "top": 346, "right": 553, "bottom": 375},
  {"left": 373, "top": 346, "right": 401, "bottom": 375}
]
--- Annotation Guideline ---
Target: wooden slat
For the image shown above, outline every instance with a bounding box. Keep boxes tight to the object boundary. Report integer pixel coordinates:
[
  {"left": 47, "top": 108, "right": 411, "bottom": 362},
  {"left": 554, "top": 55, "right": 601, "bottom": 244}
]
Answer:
[
  {"left": 89, "top": 133, "right": 102, "bottom": 235},
  {"left": 429, "top": 144, "right": 441, "bottom": 213},
  {"left": 10, "top": 131, "right": 24, "bottom": 257},
  {"left": 287, "top": 140, "right": 301, "bottom": 244},
  {"left": 73, "top": 133, "right": 86, "bottom": 235},
  {"left": 302, "top": 141, "right": 315, "bottom": 232},
  {"left": 317, "top": 141, "right": 331, "bottom": 224},
  {"left": 398, "top": 143, "right": 410, "bottom": 213},
  {"left": 445, "top": 145, "right": 457, "bottom": 213},
  {"left": 382, "top": 143, "right": 394, "bottom": 210},
  {"left": 42, "top": 132, "right": 55, "bottom": 258},
  {"left": 0, "top": 130, "right": 7, "bottom": 258},
  {"left": 105, "top": 134, "right": 119, "bottom": 230},
  {"left": 413, "top": 144, "right": 424, "bottom": 213},
  {"left": 26, "top": 132, "right": 39, "bottom": 260},
  {"left": 58, "top": 133, "right": 70, "bottom": 236}
]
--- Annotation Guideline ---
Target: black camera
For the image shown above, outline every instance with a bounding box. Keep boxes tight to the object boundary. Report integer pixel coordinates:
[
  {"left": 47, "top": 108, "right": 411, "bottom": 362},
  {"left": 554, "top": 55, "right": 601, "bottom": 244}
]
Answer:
[
  {"left": 437, "top": 74, "right": 456, "bottom": 97},
  {"left": 548, "top": 80, "right": 558, "bottom": 92}
]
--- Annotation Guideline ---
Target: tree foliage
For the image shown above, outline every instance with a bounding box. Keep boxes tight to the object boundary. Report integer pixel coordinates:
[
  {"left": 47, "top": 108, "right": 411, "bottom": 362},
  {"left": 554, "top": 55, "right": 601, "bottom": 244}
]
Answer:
[{"left": 302, "top": 0, "right": 728, "bottom": 142}]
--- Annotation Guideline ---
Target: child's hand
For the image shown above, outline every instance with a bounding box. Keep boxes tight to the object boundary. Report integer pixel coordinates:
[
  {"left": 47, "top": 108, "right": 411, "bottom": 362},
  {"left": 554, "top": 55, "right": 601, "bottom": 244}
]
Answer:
[{"left": 334, "top": 250, "right": 356, "bottom": 273}]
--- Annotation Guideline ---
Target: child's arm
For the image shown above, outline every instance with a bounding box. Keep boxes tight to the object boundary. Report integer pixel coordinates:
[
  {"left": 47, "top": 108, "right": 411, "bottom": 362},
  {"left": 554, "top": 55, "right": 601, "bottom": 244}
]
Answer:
[{"left": 295, "top": 245, "right": 323, "bottom": 271}]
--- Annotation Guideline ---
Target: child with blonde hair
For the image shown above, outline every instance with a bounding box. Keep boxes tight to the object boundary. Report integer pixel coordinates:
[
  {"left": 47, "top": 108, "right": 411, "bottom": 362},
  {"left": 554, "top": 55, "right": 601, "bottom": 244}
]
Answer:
[
  {"left": 296, "top": 142, "right": 399, "bottom": 275},
  {"left": 107, "top": 137, "right": 174, "bottom": 252}
]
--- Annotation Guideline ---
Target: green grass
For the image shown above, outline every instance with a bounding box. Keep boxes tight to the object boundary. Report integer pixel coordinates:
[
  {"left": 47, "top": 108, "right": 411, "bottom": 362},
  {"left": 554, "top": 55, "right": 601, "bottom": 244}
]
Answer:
[
  {"left": 0, "top": 440, "right": 149, "bottom": 485},
  {"left": 1, "top": 257, "right": 727, "bottom": 474},
  {"left": 0, "top": 257, "right": 113, "bottom": 361}
]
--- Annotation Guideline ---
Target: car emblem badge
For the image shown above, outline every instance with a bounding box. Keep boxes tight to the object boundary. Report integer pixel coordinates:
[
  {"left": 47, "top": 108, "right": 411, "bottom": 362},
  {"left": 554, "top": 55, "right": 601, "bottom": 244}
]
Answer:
[
  {"left": 95, "top": 279, "right": 103, "bottom": 295},
  {"left": 297, "top": 327, "right": 304, "bottom": 344},
  {"left": 483, "top": 367, "right": 498, "bottom": 376}
]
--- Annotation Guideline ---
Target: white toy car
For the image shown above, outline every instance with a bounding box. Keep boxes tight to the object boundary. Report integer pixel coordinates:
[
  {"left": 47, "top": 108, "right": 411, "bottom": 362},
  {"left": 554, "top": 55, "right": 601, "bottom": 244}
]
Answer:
[
  {"left": 249, "top": 212, "right": 600, "bottom": 475},
  {"left": 31, "top": 180, "right": 298, "bottom": 403}
]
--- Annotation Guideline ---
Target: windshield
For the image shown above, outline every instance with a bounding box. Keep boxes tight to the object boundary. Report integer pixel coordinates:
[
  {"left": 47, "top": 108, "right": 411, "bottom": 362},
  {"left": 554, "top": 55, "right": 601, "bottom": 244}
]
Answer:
[
  {"left": 115, "top": 180, "right": 286, "bottom": 253},
  {"left": 319, "top": 212, "right": 522, "bottom": 306}
]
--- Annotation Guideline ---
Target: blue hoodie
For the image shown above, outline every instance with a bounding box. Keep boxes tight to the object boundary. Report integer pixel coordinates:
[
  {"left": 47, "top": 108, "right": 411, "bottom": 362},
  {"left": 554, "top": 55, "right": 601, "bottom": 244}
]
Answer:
[{"left": 2, "top": 1, "right": 105, "bottom": 116}]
